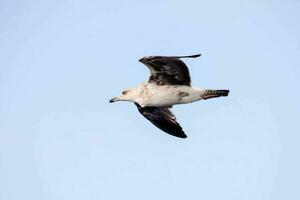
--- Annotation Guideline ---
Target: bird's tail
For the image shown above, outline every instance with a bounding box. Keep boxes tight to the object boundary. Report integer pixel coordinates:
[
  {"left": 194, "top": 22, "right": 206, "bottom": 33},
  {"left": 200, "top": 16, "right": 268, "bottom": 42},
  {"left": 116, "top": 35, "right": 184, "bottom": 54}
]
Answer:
[{"left": 202, "top": 89, "right": 230, "bottom": 100}]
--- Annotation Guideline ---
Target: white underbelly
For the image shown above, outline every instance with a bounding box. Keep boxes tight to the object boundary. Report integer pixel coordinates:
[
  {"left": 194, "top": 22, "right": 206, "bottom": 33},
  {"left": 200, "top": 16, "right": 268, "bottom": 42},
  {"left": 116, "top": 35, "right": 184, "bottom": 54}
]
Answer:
[{"left": 139, "top": 85, "right": 202, "bottom": 107}]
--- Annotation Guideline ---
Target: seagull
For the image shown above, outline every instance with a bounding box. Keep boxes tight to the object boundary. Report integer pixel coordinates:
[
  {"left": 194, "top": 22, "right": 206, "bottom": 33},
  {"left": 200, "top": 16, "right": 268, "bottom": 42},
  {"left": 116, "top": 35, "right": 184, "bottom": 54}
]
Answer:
[{"left": 109, "top": 54, "right": 229, "bottom": 138}]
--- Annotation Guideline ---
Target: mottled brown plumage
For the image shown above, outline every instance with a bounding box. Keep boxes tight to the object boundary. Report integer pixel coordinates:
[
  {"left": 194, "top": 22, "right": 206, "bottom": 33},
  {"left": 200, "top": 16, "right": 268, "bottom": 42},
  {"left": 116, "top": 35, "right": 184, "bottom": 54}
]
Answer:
[{"left": 139, "top": 54, "right": 201, "bottom": 86}]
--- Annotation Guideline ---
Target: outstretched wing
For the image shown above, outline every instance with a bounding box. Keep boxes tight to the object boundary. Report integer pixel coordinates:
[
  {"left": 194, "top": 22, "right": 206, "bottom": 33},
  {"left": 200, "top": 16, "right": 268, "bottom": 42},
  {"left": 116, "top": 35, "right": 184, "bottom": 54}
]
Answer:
[
  {"left": 135, "top": 103, "right": 187, "bottom": 138},
  {"left": 139, "top": 54, "right": 201, "bottom": 86}
]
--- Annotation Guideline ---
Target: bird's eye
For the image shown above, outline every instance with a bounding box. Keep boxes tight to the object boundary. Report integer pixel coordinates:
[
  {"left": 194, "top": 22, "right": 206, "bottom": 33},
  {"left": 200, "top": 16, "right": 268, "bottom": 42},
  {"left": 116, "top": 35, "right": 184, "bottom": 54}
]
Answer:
[{"left": 122, "top": 91, "right": 128, "bottom": 95}]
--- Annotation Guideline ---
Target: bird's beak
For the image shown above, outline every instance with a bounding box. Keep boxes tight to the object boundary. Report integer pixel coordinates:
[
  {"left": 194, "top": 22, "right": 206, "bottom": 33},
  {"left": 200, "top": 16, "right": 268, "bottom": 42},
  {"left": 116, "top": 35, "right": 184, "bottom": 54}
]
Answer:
[{"left": 109, "top": 97, "right": 119, "bottom": 103}]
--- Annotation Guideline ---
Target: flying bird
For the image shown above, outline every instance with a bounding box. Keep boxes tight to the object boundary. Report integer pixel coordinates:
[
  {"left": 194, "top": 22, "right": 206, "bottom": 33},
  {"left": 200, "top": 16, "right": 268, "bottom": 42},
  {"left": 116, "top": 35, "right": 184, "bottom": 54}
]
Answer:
[{"left": 109, "top": 54, "right": 229, "bottom": 138}]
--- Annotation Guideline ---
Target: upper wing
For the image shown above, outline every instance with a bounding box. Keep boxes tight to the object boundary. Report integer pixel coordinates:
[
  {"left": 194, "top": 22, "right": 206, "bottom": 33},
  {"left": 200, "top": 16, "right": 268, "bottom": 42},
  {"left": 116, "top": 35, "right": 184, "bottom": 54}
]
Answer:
[
  {"left": 139, "top": 54, "right": 201, "bottom": 86},
  {"left": 135, "top": 103, "right": 187, "bottom": 138}
]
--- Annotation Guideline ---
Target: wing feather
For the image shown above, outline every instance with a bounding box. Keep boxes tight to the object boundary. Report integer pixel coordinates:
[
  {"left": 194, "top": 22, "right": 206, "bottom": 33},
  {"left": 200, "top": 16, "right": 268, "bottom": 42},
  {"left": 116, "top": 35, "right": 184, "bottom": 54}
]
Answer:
[
  {"left": 139, "top": 54, "right": 201, "bottom": 86},
  {"left": 135, "top": 103, "right": 187, "bottom": 138}
]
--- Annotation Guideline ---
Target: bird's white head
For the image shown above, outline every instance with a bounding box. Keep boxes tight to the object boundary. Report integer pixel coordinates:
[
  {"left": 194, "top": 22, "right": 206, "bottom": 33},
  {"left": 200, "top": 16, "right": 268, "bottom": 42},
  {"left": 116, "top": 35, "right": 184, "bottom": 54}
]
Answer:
[{"left": 109, "top": 89, "right": 136, "bottom": 103}]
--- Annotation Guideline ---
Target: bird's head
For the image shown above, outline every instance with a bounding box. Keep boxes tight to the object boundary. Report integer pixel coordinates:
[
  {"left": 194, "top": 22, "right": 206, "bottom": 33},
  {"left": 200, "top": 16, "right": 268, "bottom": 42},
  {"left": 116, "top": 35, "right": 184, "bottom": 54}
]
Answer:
[{"left": 109, "top": 89, "right": 134, "bottom": 103}]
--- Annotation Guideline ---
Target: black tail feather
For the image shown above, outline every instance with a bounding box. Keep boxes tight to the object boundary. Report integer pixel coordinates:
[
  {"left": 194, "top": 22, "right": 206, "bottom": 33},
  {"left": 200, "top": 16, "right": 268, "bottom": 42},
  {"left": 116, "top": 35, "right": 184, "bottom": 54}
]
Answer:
[{"left": 203, "top": 90, "right": 230, "bottom": 100}]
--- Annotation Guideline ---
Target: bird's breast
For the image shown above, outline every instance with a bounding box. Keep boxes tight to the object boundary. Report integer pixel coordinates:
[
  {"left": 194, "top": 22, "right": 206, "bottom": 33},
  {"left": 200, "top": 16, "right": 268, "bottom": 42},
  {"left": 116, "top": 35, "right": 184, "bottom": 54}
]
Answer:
[{"left": 137, "top": 84, "right": 201, "bottom": 107}]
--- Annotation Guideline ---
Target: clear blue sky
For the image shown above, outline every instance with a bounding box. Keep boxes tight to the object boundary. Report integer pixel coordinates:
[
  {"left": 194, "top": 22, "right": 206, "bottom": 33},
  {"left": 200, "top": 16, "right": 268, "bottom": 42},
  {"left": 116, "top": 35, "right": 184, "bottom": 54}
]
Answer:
[{"left": 1, "top": 0, "right": 300, "bottom": 199}]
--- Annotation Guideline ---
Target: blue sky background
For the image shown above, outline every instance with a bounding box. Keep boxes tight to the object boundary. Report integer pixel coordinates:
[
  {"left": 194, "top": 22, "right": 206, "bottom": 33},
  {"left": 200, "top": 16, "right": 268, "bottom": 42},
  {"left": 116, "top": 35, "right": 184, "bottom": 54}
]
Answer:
[{"left": 1, "top": 0, "right": 300, "bottom": 199}]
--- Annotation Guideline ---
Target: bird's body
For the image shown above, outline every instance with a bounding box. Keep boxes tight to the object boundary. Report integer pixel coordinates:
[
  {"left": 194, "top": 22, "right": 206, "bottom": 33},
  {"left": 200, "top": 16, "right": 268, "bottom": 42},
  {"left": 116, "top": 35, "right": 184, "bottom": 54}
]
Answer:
[
  {"left": 126, "top": 83, "right": 204, "bottom": 107},
  {"left": 110, "top": 54, "right": 229, "bottom": 138}
]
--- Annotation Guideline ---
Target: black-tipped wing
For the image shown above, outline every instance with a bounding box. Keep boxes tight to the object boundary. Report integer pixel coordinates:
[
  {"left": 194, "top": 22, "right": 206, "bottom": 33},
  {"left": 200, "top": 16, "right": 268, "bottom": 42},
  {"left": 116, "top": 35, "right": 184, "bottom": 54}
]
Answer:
[
  {"left": 135, "top": 103, "right": 187, "bottom": 138},
  {"left": 139, "top": 54, "right": 201, "bottom": 86}
]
